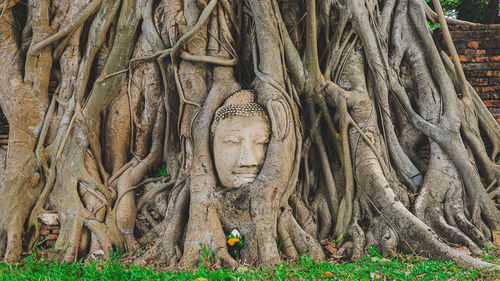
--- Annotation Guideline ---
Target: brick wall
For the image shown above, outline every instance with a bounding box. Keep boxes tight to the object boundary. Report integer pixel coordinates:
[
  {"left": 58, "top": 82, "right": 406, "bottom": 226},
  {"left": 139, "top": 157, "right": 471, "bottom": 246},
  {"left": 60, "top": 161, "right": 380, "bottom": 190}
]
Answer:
[{"left": 445, "top": 24, "right": 500, "bottom": 124}]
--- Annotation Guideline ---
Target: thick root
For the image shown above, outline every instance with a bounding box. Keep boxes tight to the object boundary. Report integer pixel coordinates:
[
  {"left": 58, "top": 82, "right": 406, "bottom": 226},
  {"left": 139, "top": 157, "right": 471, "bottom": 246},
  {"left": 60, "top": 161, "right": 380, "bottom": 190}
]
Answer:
[
  {"left": 278, "top": 209, "right": 325, "bottom": 260},
  {"left": 0, "top": 157, "right": 41, "bottom": 262}
]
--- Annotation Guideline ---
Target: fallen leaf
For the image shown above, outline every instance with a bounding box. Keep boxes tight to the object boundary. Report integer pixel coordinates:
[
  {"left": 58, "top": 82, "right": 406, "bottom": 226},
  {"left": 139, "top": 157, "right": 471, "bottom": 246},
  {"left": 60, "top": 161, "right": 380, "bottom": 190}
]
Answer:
[
  {"left": 415, "top": 273, "right": 426, "bottom": 278},
  {"left": 492, "top": 230, "right": 500, "bottom": 246},
  {"left": 408, "top": 192, "right": 415, "bottom": 201},
  {"left": 324, "top": 244, "right": 338, "bottom": 256},
  {"left": 237, "top": 267, "right": 249, "bottom": 273},
  {"left": 370, "top": 272, "right": 385, "bottom": 280},
  {"left": 324, "top": 271, "right": 334, "bottom": 278},
  {"left": 451, "top": 245, "right": 470, "bottom": 255}
]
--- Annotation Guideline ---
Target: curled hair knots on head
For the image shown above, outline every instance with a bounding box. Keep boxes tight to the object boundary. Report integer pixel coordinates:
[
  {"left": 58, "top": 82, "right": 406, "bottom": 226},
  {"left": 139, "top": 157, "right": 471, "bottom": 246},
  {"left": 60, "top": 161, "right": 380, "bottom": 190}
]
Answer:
[{"left": 211, "top": 90, "right": 269, "bottom": 133}]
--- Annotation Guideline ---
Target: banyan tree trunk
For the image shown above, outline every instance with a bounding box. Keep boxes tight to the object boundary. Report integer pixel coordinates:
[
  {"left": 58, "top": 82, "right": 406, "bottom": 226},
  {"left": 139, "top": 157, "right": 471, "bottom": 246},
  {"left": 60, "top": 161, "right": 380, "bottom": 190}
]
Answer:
[{"left": 1, "top": 0, "right": 500, "bottom": 269}]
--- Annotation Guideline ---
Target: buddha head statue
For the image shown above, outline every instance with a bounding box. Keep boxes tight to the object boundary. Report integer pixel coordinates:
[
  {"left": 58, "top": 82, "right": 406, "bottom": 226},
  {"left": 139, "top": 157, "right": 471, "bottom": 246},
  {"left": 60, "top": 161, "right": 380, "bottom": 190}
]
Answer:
[{"left": 211, "top": 90, "right": 270, "bottom": 189}]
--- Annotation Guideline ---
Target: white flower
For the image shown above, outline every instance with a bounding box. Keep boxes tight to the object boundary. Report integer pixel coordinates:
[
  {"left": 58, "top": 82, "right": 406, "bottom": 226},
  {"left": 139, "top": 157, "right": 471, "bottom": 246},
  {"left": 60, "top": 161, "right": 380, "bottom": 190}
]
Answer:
[
  {"left": 231, "top": 229, "right": 241, "bottom": 238},
  {"left": 89, "top": 249, "right": 105, "bottom": 259}
]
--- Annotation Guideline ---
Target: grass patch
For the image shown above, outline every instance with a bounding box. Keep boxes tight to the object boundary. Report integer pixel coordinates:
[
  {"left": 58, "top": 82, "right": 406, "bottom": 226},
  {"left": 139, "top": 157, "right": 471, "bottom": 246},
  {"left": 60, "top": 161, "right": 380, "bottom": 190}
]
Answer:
[{"left": 0, "top": 249, "right": 498, "bottom": 280}]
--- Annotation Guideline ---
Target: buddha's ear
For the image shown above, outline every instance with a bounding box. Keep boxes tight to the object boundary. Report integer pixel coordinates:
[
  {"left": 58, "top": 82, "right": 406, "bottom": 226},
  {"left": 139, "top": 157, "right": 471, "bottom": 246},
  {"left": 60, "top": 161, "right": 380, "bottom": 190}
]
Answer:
[{"left": 266, "top": 99, "right": 290, "bottom": 141}]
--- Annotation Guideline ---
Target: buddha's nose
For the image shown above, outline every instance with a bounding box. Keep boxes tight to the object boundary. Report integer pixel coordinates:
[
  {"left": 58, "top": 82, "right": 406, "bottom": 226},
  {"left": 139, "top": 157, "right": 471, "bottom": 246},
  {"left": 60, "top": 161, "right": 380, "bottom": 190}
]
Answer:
[{"left": 238, "top": 140, "right": 258, "bottom": 167}]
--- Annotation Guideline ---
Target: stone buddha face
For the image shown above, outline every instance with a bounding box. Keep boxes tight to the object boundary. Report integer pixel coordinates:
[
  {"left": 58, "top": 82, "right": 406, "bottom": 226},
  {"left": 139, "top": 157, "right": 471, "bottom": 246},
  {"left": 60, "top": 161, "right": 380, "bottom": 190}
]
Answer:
[{"left": 212, "top": 91, "right": 270, "bottom": 189}]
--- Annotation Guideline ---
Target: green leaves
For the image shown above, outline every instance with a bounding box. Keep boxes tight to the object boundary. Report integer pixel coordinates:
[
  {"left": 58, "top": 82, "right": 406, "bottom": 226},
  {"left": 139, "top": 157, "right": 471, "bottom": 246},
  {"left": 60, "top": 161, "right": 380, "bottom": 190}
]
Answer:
[
  {"left": 154, "top": 164, "right": 167, "bottom": 178},
  {"left": 425, "top": 0, "right": 490, "bottom": 22},
  {"left": 428, "top": 22, "right": 441, "bottom": 30},
  {"left": 198, "top": 243, "right": 220, "bottom": 270},
  {"left": 0, "top": 250, "right": 493, "bottom": 280},
  {"left": 335, "top": 233, "right": 344, "bottom": 244}
]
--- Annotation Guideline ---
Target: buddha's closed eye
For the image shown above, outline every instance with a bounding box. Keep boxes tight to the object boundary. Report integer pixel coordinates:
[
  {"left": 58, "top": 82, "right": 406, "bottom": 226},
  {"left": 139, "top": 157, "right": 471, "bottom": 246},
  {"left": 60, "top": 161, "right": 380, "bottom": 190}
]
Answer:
[
  {"left": 254, "top": 137, "right": 269, "bottom": 145},
  {"left": 223, "top": 136, "right": 241, "bottom": 144}
]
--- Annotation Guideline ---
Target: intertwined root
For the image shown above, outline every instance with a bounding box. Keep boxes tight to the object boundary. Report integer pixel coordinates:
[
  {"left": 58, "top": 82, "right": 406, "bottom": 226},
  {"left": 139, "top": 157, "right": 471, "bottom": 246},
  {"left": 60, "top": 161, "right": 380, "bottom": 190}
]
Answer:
[
  {"left": 0, "top": 208, "right": 30, "bottom": 262},
  {"left": 0, "top": 156, "right": 42, "bottom": 262}
]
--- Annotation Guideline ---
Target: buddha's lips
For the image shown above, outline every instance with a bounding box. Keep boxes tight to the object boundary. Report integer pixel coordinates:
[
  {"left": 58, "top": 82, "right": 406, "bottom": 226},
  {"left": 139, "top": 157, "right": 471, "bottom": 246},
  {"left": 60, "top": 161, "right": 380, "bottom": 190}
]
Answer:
[
  {"left": 235, "top": 174, "right": 256, "bottom": 180},
  {"left": 232, "top": 167, "right": 259, "bottom": 175}
]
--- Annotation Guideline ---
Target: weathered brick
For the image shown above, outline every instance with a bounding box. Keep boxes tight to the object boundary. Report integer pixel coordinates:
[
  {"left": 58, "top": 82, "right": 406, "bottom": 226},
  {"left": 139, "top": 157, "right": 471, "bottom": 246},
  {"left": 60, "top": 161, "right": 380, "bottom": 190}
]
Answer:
[
  {"left": 40, "top": 224, "right": 58, "bottom": 230},
  {"left": 489, "top": 62, "right": 500, "bottom": 69},
  {"left": 468, "top": 41, "right": 479, "bottom": 49},
  {"left": 487, "top": 70, "right": 500, "bottom": 76},
  {"left": 481, "top": 40, "right": 500, "bottom": 49},
  {"left": 464, "top": 49, "right": 487, "bottom": 55},
  {"left": 483, "top": 100, "right": 500, "bottom": 107},
  {"left": 449, "top": 25, "right": 500, "bottom": 31},
  {"left": 463, "top": 63, "right": 500, "bottom": 71},
  {"left": 482, "top": 86, "right": 500, "bottom": 92},
  {"left": 468, "top": 71, "right": 489, "bottom": 77},
  {"left": 489, "top": 77, "right": 500, "bottom": 84},
  {"left": 450, "top": 30, "right": 500, "bottom": 40},
  {"left": 490, "top": 108, "right": 500, "bottom": 114},
  {"left": 467, "top": 62, "right": 500, "bottom": 71},
  {"left": 469, "top": 56, "right": 500, "bottom": 62},
  {"left": 480, "top": 92, "right": 500, "bottom": 100},
  {"left": 453, "top": 41, "right": 468, "bottom": 50},
  {"left": 470, "top": 56, "right": 489, "bottom": 62},
  {"left": 468, "top": 78, "right": 488, "bottom": 85},
  {"left": 46, "top": 234, "right": 58, "bottom": 240},
  {"left": 478, "top": 93, "right": 491, "bottom": 100},
  {"left": 488, "top": 49, "right": 500, "bottom": 56},
  {"left": 448, "top": 31, "right": 469, "bottom": 39},
  {"left": 459, "top": 55, "right": 467, "bottom": 62}
]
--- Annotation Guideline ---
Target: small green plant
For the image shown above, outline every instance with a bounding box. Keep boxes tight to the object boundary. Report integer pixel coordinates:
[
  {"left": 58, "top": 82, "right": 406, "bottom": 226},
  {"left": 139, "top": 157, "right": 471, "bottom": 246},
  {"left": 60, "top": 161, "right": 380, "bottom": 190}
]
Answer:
[
  {"left": 481, "top": 245, "right": 500, "bottom": 264},
  {"left": 367, "top": 244, "right": 384, "bottom": 262},
  {"left": 0, "top": 252, "right": 493, "bottom": 280},
  {"left": 428, "top": 21, "right": 441, "bottom": 30},
  {"left": 31, "top": 237, "right": 48, "bottom": 252},
  {"left": 276, "top": 236, "right": 293, "bottom": 253},
  {"left": 199, "top": 243, "right": 220, "bottom": 270},
  {"left": 335, "top": 233, "right": 344, "bottom": 243},
  {"left": 154, "top": 164, "right": 167, "bottom": 177},
  {"left": 109, "top": 247, "right": 127, "bottom": 261}
]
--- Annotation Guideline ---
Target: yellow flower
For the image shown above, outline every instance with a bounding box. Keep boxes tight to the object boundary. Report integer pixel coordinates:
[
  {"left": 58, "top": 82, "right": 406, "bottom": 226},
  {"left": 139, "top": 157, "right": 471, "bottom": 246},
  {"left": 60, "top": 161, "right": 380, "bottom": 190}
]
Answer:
[{"left": 227, "top": 237, "right": 240, "bottom": 246}]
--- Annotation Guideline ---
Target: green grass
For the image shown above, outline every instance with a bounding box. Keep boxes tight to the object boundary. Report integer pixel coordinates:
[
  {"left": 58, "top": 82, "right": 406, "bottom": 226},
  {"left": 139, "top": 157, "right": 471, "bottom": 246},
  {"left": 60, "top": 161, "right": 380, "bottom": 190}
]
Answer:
[{"left": 0, "top": 249, "right": 498, "bottom": 281}]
